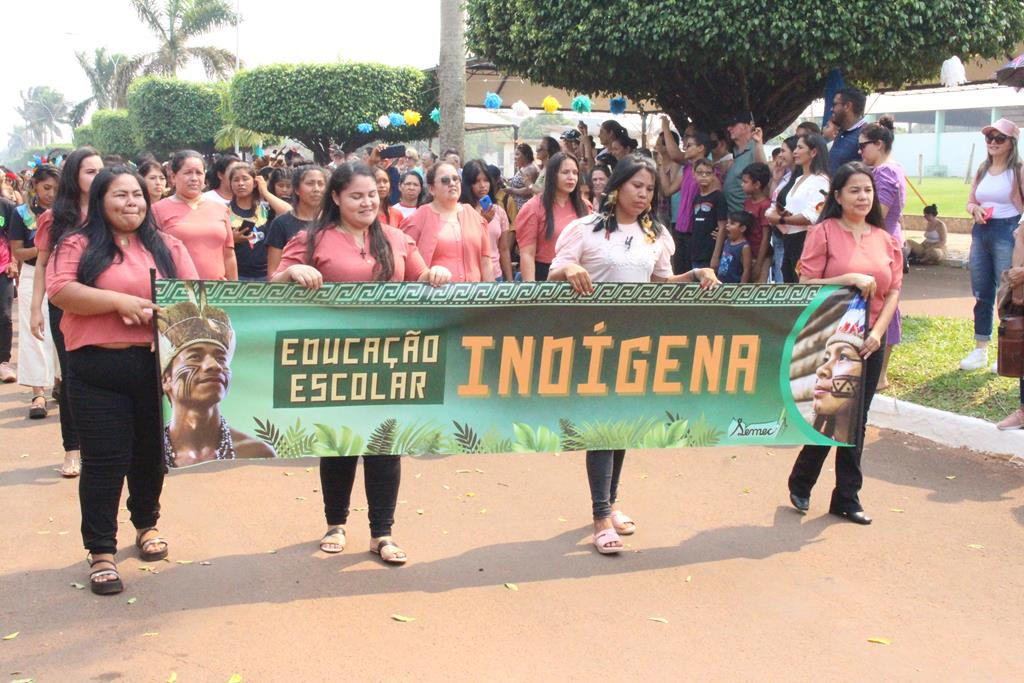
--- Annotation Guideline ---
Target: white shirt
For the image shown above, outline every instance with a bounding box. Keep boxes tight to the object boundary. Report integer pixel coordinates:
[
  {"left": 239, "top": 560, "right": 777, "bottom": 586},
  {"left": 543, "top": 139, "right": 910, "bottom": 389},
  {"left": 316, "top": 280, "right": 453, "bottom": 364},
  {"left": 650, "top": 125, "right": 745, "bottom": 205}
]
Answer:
[
  {"left": 975, "top": 169, "right": 1019, "bottom": 219},
  {"left": 394, "top": 203, "right": 419, "bottom": 220},
  {"left": 202, "top": 189, "right": 231, "bottom": 205},
  {"left": 551, "top": 214, "right": 674, "bottom": 283},
  {"left": 783, "top": 173, "right": 831, "bottom": 234}
]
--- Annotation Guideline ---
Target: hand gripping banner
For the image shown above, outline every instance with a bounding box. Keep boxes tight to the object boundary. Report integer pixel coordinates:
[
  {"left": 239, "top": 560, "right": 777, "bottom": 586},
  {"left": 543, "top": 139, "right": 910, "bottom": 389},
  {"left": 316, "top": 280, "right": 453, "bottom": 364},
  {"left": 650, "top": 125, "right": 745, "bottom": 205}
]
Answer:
[{"left": 153, "top": 280, "right": 868, "bottom": 469}]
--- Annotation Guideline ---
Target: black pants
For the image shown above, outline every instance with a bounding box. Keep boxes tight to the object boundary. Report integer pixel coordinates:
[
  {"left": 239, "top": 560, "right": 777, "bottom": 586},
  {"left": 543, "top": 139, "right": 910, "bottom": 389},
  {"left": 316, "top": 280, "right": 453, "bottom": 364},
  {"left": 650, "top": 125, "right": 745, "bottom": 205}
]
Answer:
[
  {"left": 672, "top": 232, "right": 692, "bottom": 275},
  {"left": 534, "top": 261, "right": 550, "bottom": 282},
  {"left": 320, "top": 456, "right": 400, "bottom": 537},
  {"left": 49, "top": 305, "right": 80, "bottom": 452},
  {"left": 781, "top": 231, "right": 808, "bottom": 283},
  {"left": 788, "top": 335, "right": 886, "bottom": 513},
  {"left": 0, "top": 275, "right": 12, "bottom": 363},
  {"left": 67, "top": 346, "right": 164, "bottom": 555},
  {"left": 586, "top": 449, "right": 626, "bottom": 519}
]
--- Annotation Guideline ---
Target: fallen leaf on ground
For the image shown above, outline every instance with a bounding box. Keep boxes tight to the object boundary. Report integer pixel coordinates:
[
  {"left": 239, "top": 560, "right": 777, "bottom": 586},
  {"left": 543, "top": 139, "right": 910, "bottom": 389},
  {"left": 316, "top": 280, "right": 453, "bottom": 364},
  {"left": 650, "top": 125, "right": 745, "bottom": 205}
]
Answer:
[
  {"left": 175, "top": 560, "right": 193, "bottom": 565},
  {"left": 557, "top": 516, "right": 568, "bottom": 522},
  {"left": 199, "top": 561, "right": 212, "bottom": 566},
  {"left": 19, "top": 453, "right": 28, "bottom": 458},
  {"left": 36, "top": 531, "right": 49, "bottom": 535},
  {"left": 504, "top": 583, "right": 518, "bottom": 591},
  {"left": 945, "top": 475, "right": 956, "bottom": 480},
  {"left": 475, "top": 468, "right": 484, "bottom": 473},
  {"left": 456, "top": 469, "right": 471, "bottom": 473},
  {"left": 11, "top": 678, "right": 33, "bottom": 683},
  {"left": 414, "top": 473, "right": 421, "bottom": 478},
  {"left": 353, "top": 506, "right": 367, "bottom": 512},
  {"left": 648, "top": 617, "right": 668, "bottom": 624},
  {"left": 867, "top": 637, "right": 891, "bottom": 645},
  {"left": 295, "top": 496, "right": 306, "bottom": 501},
  {"left": 479, "top": 508, "right": 487, "bottom": 514},
  {"left": 70, "top": 582, "right": 85, "bottom": 590},
  {"left": 138, "top": 565, "right": 156, "bottom": 572},
  {"left": 167, "top": 673, "right": 178, "bottom": 683},
  {"left": 227, "top": 675, "right": 243, "bottom": 683},
  {"left": 141, "top": 632, "right": 159, "bottom": 637},
  {"left": 442, "top": 485, "right": 450, "bottom": 490},
  {"left": 390, "top": 614, "right": 415, "bottom": 622},
  {"left": 741, "top": 487, "right": 751, "bottom": 494},
  {"left": 416, "top": 509, "right": 424, "bottom": 515},
  {"left": 685, "top": 576, "right": 692, "bottom": 583},
  {"left": 465, "top": 492, "right": 476, "bottom": 497},
  {"left": 304, "top": 467, "right": 312, "bottom": 472},
  {"left": 3, "top": 631, "right": 19, "bottom": 640},
  {"left": 889, "top": 508, "right": 905, "bottom": 513},
  {"left": 267, "top": 550, "right": 277, "bottom": 554},
  {"left": 640, "top": 474, "right": 648, "bottom": 479},
  {"left": 127, "top": 597, "right": 137, "bottom": 605},
  {"left": 283, "top": 472, "right": 293, "bottom": 477},
  {"left": 967, "top": 544, "right": 985, "bottom": 550}
]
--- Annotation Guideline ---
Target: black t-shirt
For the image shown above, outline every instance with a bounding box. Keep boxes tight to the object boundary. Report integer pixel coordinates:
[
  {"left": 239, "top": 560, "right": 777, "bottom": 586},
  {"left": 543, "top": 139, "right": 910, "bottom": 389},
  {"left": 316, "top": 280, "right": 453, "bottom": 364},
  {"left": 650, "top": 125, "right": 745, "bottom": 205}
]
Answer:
[
  {"left": 266, "top": 212, "right": 312, "bottom": 251},
  {"left": 8, "top": 202, "right": 44, "bottom": 266},
  {"left": 690, "top": 190, "right": 727, "bottom": 264},
  {"left": 0, "top": 198, "right": 17, "bottom": 268},
  {"left": 229, "top": 200, "right": 271, "bottom": 279}
]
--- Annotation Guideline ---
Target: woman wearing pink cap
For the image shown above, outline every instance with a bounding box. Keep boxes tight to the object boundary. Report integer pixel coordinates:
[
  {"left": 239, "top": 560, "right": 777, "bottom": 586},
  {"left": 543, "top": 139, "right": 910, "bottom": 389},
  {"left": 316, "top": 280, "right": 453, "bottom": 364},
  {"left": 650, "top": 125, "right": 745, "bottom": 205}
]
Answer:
[{"left": 960, "top": 118, "right": 1024, "bottom": 372}]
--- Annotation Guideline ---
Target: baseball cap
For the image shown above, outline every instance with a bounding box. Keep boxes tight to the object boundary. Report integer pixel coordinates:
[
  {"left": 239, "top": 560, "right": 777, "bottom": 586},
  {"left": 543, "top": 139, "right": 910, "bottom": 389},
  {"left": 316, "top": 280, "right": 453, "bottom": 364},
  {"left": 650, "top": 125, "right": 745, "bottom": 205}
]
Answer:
[
  {"left": 981, "top": 118, "right": 1019, "bottom": 140},
  {"left": 560, "top": 129, "right": 581, "bottom": 141},
  {"left": 725, "top": 111, "right": 754, "bottom": 127}
]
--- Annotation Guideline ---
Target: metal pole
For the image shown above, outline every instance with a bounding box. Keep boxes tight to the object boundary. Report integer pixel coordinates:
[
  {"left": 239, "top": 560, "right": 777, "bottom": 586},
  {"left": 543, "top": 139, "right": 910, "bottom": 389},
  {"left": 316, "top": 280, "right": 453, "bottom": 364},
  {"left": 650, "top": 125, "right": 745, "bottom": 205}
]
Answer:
[{"left": 233, "top": 0, "right": 241, "bottom": 155}]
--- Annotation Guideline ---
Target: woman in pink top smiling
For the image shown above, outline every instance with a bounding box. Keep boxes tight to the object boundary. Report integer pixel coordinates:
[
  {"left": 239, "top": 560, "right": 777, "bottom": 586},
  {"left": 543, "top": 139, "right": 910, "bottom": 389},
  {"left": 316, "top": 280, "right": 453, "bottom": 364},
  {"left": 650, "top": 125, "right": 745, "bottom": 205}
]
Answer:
[
  {"left": 787, "top": 161, "right": 902, "bottom": 526},
  {"left": 47, "top": 166, "right": 198, "bottom": 595},
  {"left": 460, "top": 159, "right": 514, "bottom": 281},
  {"left": 515, "top": 152, "right": 590, "bottom": 281},
  {"left": 152, "top": 150, "right": 237, "bottom": 280},
  {"left": 272, "top": 162, "right": 450, "bottom": 564},
  {"left": 401, "top": 162, "right": 495, "bottom": 282}
]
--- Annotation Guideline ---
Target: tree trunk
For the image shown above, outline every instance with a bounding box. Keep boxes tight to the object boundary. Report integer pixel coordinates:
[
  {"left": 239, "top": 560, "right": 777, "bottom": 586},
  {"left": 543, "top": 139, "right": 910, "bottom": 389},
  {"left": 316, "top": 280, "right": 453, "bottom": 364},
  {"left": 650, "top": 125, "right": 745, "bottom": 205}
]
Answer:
[{"left": 438, "top": 0, "right": 465, "bottom": 159}]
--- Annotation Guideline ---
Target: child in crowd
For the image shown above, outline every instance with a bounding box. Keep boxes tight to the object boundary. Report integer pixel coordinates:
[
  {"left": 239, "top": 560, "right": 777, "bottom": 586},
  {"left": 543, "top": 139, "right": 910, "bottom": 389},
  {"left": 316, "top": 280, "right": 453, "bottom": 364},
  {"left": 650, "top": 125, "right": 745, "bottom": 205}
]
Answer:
[
  {"left": 690, "top": 158, "right": 727, "bottom": 269},
  {"left": 717, "top": 211, "right": 753, "bottom": 284},
  {"left": 740, "top": 162, "right": 772, "bottom": 281}
]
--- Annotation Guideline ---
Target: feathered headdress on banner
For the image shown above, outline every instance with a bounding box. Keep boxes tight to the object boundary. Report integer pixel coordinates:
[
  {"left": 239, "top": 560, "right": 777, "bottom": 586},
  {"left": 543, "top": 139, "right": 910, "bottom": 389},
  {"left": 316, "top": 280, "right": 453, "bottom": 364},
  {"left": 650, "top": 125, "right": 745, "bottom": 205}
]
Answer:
[
  {"left": 826, "top": 296, "right": 867, "bottom": 350},
  {"left": 157, "top": 282, "right": 235, "bottom": 373}
]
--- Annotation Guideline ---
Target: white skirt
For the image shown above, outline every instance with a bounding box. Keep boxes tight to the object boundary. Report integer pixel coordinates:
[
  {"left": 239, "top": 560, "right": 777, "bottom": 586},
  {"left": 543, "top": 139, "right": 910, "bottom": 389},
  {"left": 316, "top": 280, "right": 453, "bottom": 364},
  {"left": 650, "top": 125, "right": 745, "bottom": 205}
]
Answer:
[{"left": 16, "top": 263, "right": 58, "bottom": 387}]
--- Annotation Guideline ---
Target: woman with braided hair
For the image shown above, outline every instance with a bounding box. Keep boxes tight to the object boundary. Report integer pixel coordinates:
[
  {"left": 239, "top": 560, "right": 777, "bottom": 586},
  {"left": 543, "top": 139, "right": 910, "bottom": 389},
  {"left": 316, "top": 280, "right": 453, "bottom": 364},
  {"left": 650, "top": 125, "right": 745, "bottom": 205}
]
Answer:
[{"left": 548, "top": 154, "right": 720, "bottom": 554}]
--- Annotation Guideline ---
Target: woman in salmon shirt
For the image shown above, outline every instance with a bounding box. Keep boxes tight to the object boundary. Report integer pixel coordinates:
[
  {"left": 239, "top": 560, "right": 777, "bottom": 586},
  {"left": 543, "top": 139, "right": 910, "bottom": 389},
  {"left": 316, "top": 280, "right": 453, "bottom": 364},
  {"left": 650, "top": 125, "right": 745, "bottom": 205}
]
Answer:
[
  {"left": 400, "top": 162, "right": 495, "bottom": 282},
  {"left": 787, "top": 161, "right": 902, "bottom": 526},
  {"left": 29, "top": 146, "right": 105, "bottom": 478},
  {"left": 152, "top": 150, "right": 237, "bottom": 280},
  {"left": 515, "top": 152, "right": 589, "bottom": 281},
  {"left": 272, "top": 162, "right": 451, "bottom": 564},
  {"left": 47, "top": 166, "right": 199, "bottom": 595}
]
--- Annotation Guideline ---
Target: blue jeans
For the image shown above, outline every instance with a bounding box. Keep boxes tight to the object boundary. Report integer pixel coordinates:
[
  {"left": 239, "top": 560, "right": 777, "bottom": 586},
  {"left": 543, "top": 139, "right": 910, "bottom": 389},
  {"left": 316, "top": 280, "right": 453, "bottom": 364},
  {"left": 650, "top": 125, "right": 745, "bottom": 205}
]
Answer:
[
  {"left": 770, "top": 232, "right": 785, "bottom": 283},
  {"left": 970, "top": 216, "right": 1019, "bottom": 340}
]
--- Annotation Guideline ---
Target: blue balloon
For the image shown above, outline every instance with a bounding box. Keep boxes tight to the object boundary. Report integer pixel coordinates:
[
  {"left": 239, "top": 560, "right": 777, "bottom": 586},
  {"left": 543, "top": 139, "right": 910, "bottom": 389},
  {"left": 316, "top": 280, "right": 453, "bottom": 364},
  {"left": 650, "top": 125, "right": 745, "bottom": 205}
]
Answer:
[
  {"left": 357, "top": 122, "right": 373, "bottom": 134},
  {"left": 389, "top": 112, "right": 405, "bottom": 127},
  {"left": 609, "top": 96, "right": 627, "bottom": 115}
]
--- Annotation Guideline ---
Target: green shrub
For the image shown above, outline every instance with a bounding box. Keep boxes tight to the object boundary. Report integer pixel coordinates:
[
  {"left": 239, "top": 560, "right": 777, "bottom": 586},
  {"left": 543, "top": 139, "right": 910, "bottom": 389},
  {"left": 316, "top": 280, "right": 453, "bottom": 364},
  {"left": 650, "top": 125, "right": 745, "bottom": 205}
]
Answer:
[{"left": 127, "top": 77, "right": 221, "bottom": 157}]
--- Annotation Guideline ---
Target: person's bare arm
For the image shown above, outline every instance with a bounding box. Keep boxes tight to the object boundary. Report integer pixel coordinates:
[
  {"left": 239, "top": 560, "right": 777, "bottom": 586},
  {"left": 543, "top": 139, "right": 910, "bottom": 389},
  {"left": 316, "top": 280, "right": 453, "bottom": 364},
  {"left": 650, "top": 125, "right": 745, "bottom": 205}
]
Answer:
[
  {"left": 740, "top": 244, "right": 752, "bottom": 283},
  {"left": 498, "top": 231, "right": 515, "bottom": 281},
  {"left": 661, "top": 116, "right": 687, "bottom": 164},
  {"left": 223, "top": 248, "right": 238, "bottom": 280}
]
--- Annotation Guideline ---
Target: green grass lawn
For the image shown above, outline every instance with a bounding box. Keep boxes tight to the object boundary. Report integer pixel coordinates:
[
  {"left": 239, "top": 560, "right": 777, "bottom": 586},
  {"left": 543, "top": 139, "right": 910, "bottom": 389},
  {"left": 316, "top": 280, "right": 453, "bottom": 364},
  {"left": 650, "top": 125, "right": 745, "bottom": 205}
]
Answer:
[
  {"left": 884, "top": 316, "right": 1020, "bottom": 422},
  {"left": 905, "top": 177, "right": 971, "bottom": 219}
]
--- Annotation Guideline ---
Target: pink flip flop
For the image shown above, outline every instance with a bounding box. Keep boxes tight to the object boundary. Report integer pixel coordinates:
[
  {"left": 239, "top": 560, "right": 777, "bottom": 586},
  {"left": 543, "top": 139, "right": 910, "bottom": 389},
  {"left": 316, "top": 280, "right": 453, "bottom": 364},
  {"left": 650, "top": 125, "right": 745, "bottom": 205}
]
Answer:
[
  {"left": 610, "top": 510, "right": 636, "bottom": 535},
  {"left": 593, "top": 528, "right": 624, "bottom": 554}
]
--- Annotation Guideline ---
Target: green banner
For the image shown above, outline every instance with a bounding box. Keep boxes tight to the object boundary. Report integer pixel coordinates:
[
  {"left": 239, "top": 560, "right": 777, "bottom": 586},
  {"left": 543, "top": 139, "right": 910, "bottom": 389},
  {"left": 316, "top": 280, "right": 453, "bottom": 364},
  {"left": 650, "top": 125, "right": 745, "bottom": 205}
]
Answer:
[{"left": 154, "top": 281, "right": 868, "bottom": 469}]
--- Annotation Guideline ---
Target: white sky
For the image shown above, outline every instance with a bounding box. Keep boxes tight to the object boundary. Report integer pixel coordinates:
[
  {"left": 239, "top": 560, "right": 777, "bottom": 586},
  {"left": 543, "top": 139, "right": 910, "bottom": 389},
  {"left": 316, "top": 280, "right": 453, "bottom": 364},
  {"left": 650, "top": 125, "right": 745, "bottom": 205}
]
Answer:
[{"left": 2, "top": 0, "right": 443, "bottom": 143}]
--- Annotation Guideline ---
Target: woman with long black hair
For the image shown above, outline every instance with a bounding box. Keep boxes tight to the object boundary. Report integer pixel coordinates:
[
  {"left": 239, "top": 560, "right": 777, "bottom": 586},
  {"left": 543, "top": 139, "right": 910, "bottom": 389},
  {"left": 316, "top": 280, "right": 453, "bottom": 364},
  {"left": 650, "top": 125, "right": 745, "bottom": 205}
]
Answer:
[
  {"left": 29, "top": 147, "right": 105, "bottom": 478},
  {"left": 47, "top": 166, "right": 198, "bottom": 594},
  {"left": 265, "top": 165, "right": 327, "bottom": 277},
  {"left": 548, "top": 154, "right": 719, "bottom": 554},
  {"left": 272, "top": 162, "right": 450, "bottom": 564},
  {"left": 461, "top": 159, "right": 513, "bottom": 281},
  {"left": 515, "top": 152, "right": 589, "bottom": 281},
  {"left": 787, "top": 162, "right": 902, "bottom": 525}
]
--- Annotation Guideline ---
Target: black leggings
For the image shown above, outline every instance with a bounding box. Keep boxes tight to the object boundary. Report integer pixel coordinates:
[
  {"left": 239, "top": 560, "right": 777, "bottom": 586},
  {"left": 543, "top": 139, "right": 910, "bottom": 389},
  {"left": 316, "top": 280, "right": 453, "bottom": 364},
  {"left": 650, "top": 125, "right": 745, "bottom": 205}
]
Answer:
[
  {"left": 534, "top": 261, "right": 551, "bottom": 282},
  {"left": 319, "top": 456, "right": 400, "bottom": 538},
  {"left": 586, "top": 449, "right": 626, "bottom": 520},
  {"left": 0, "top": 275, "right": 12, "bottom": 364},
  {"left": 67, "top": 346, "right": 164, "bottom": 555},
  {"left": 671, "top": 232, "right": 692, "bottom": 275},
  {"left": 788, "top": 335, "right": 886, "bottom": 513},
  {"left": 49, "top": 305, "right": 80, "bottom": 452}
]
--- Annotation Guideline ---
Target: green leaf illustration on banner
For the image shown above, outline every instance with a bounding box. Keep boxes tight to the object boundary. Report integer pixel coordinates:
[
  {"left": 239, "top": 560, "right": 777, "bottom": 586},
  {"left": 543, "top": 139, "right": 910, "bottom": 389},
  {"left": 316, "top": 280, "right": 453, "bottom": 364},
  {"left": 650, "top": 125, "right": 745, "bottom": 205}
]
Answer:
[
  {"left": 511, "top": 423, "right": 560, "bottom": 452},
  {"left": 313, "top": 424, "right": 364, "bottom": 457},
  {"left": 642, "top": 419, "right": 690, "bottom": 449},
  {"left": 254, "top": 417, "right": 316, "bottom": 458},
  {"left": 479, "top": 427, "right": 513, "bottom": 454},
  {"left": 687, "top": 414, "right": 724, "bottom": 448},
  {"left": 452, "top": 421, "right": 482, "bottom": 454},
  {"left": 366, "top": 418, "right": 398, "bottom": 455},
  {"left": 558, "top": 417, "right": 661, "bottom": 451},
  {"left": 394, "top": 420, "right": 447, "bottom": 456}
]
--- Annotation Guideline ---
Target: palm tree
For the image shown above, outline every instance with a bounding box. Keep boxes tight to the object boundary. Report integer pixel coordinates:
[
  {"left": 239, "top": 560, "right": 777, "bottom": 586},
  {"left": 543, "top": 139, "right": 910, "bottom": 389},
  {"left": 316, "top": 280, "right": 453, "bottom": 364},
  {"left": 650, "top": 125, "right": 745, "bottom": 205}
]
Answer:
[
  {"left": 75, "top": 47, "right": 140, "bottom": 110},
  {"left": 16, "top": 87, "right": 71, "bottom": 146},
  {"left": 130, "top": 0, "right": 239, "bottom": 79}
]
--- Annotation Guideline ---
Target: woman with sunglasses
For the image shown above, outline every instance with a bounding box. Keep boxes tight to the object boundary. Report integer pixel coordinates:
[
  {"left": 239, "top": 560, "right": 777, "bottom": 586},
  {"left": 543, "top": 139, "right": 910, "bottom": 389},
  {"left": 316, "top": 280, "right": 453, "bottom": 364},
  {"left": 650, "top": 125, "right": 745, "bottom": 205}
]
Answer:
[
  {"left": 400, "top": 162, "right": 494, "bottom": 282},
  {"left": 858, "top": 116, "right": 906, "bottom": 390},
  {"left": 960, "top": 119, "right": 1024, "bottom": 373}
]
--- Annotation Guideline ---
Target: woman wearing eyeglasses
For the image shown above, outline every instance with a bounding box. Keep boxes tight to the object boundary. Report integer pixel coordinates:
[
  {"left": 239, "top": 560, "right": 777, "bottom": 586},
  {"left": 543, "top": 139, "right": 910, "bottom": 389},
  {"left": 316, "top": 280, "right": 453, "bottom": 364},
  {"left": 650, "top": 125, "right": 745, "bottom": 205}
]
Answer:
[
  {"left": 960, "top": 119, "right": 1024, "bottom": 373},
  {"left": 400, "top": 162, "right": 495, "bottom": 282}
]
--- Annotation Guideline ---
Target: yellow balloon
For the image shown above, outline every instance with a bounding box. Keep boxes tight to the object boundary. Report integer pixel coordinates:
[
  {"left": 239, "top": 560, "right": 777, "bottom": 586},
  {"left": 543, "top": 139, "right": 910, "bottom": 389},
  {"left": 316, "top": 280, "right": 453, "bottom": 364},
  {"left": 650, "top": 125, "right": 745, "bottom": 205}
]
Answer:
[
  {"left": 542, "top": 96, "right": 560, "bottom": 113},
  {"left": 404, "top": 110, "right": 422, "bottom": 126}
]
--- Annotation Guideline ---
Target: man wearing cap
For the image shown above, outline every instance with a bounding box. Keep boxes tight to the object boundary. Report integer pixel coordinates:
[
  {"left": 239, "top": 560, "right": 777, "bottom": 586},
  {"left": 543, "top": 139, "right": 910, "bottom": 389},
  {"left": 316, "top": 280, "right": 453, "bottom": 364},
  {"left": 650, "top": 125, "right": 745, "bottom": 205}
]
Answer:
[
  {"left": 158, "top": 286, "right": 275, "bottom": 468},
  {"left": 722, "top": 111, "right": 767, "bottom": 212},
  {"left": 560, "top": 129, "right": 582, "bottom": 158},
  {"left": 829, "top": 87, "right": 868, "bottom": 174}
]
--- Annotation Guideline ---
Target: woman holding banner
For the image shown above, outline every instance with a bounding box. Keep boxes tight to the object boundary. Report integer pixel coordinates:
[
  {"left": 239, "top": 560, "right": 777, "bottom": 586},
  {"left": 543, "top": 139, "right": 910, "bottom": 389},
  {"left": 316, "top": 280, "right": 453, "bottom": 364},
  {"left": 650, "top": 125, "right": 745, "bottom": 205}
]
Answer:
[
  {"left": 787, "top": 162, "right": 902, "bottom": 525},
  {"left": 47, "top": 166, "right": 198, "bottom": 595},
  {"left": 271, "top": 162, "right": 451, "bottom": 564},
  {"left": 548, "top": 154, "right": 720, "bottom": 554},
  {"left": 516, "top": 153, "right": 590, "bottom": 281}
]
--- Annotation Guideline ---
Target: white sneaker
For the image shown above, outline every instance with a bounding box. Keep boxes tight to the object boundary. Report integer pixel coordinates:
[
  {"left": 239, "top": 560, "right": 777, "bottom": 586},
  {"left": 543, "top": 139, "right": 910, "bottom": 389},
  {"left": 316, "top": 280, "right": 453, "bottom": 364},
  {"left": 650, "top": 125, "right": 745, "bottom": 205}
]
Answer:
[
  {"left": 990, "top": 361, "right": 999, "bottom": 374},
  {"left": 959, "top": 347, "right": 988, "bottom": 371}
]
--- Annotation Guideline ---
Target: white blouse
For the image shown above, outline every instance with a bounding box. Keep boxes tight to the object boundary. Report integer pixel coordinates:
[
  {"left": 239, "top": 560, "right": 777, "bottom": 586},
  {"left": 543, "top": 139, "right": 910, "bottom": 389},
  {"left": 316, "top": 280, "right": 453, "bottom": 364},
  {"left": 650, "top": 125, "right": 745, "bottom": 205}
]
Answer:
[
  {"left": 783, "top": 173, "right": 831, "bottom": 234},
  {"left": 551, "top": 214, "right": 674, "bottom": 283}
]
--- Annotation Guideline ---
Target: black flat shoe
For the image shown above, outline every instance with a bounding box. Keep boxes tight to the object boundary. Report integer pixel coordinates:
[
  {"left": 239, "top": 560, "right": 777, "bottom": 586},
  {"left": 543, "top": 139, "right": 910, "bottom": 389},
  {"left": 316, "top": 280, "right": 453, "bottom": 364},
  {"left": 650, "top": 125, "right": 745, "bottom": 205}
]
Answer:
[
  {"left": 830, "top": 509, "right": 872, "bottom": 525},
  {"left": 789, "top": 492, "right": 810, "bottom": 512}
]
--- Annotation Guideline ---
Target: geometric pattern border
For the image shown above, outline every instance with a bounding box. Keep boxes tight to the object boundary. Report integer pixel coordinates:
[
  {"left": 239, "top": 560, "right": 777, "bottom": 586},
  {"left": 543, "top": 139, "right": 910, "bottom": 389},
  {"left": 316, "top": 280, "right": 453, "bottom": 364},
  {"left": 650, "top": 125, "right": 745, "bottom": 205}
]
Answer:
[{"left": 155, "top": 280, "right": 826, "bottom": 307}]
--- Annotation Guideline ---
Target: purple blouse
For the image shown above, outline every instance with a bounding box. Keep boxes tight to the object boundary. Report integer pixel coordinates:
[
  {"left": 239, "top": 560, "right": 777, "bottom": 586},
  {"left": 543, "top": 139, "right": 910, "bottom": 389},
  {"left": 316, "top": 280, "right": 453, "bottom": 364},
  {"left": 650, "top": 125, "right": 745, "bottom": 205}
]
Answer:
[{"left": 874, "top": 161, "right": 906, "bottom": 243}]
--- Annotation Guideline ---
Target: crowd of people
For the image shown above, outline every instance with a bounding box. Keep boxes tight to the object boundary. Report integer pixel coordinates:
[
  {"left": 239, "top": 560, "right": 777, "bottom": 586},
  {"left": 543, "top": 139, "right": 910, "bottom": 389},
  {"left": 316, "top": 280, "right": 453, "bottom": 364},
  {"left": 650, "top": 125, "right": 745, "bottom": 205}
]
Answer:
[{"left": 0, "top": 84, "right": 1022, "bottom": 594}]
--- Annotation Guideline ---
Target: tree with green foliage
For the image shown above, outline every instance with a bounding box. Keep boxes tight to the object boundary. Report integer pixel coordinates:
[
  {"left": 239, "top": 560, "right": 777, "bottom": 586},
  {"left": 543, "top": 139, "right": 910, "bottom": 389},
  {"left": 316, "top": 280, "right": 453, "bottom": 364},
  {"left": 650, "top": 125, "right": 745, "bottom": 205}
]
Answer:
[
  {"left": 72, "top": 123, "right": 96, "bottom": 149},
  {"left": 127, "top": 77, "right": 221, "bottom": 156},
  {"left": 212, "top": 82, "right": 280, "bottom": 152},
  {"left": 467, "top": 0, "right": 1024, "bottom": 135},
  {"left": 16, "top": 86, "right": 71, "bottom": 146},
  {"left": 90, "top": 110, "right": 138, "bottom": 158},
  {"left": 75, "top": 48, "right": 139, "bottom": 111},
  {"left": 231, "top": 63, "right": 439, "bottom": 163},
  {"left": 130, "top": 0, "right": 238, "bottom": 79}
]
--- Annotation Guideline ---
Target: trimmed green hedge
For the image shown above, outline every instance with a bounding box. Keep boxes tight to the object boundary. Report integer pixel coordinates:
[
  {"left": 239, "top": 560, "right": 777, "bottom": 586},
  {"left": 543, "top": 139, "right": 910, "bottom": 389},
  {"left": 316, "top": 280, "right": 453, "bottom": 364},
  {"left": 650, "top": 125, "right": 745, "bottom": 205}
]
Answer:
[
  {"left": 90, "top": 110, "right": 137, "bottom": 158},
  {"left": 128, "top": 77, "right": 221, "bottom": 157}
]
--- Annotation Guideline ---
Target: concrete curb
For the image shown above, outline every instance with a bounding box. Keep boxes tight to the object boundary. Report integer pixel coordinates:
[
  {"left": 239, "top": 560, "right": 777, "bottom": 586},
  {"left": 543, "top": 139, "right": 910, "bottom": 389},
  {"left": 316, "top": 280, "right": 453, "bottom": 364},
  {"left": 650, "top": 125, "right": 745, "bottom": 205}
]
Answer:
[{"left": 868, "top": 394, "right": 1024, "bottom": 461}]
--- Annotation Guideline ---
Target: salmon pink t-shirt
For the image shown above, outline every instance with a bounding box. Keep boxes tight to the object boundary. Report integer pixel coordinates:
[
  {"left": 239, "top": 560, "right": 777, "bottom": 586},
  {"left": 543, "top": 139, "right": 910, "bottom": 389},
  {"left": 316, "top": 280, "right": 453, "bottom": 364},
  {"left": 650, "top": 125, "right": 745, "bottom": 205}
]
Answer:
[
  {"left": 400, "top": 204, "right": 491, "bottom": 282},
  {"left": 514, "top": 195, "right": 588, "bottom": 264},
  {"left": 274, "top": 225, "right": 427, "bottom": 282},
  {"left": 798, "top": 218, "right": 903, "bottom": 323},
  {"left": 152, "top": 197, "right": 233, "bottom": 280},
  {"left": 47, "top": 232, "right": 199, "bottom": 350},
  {"left": 34, "top": 208, "right": 87, "bottom": 253}
]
